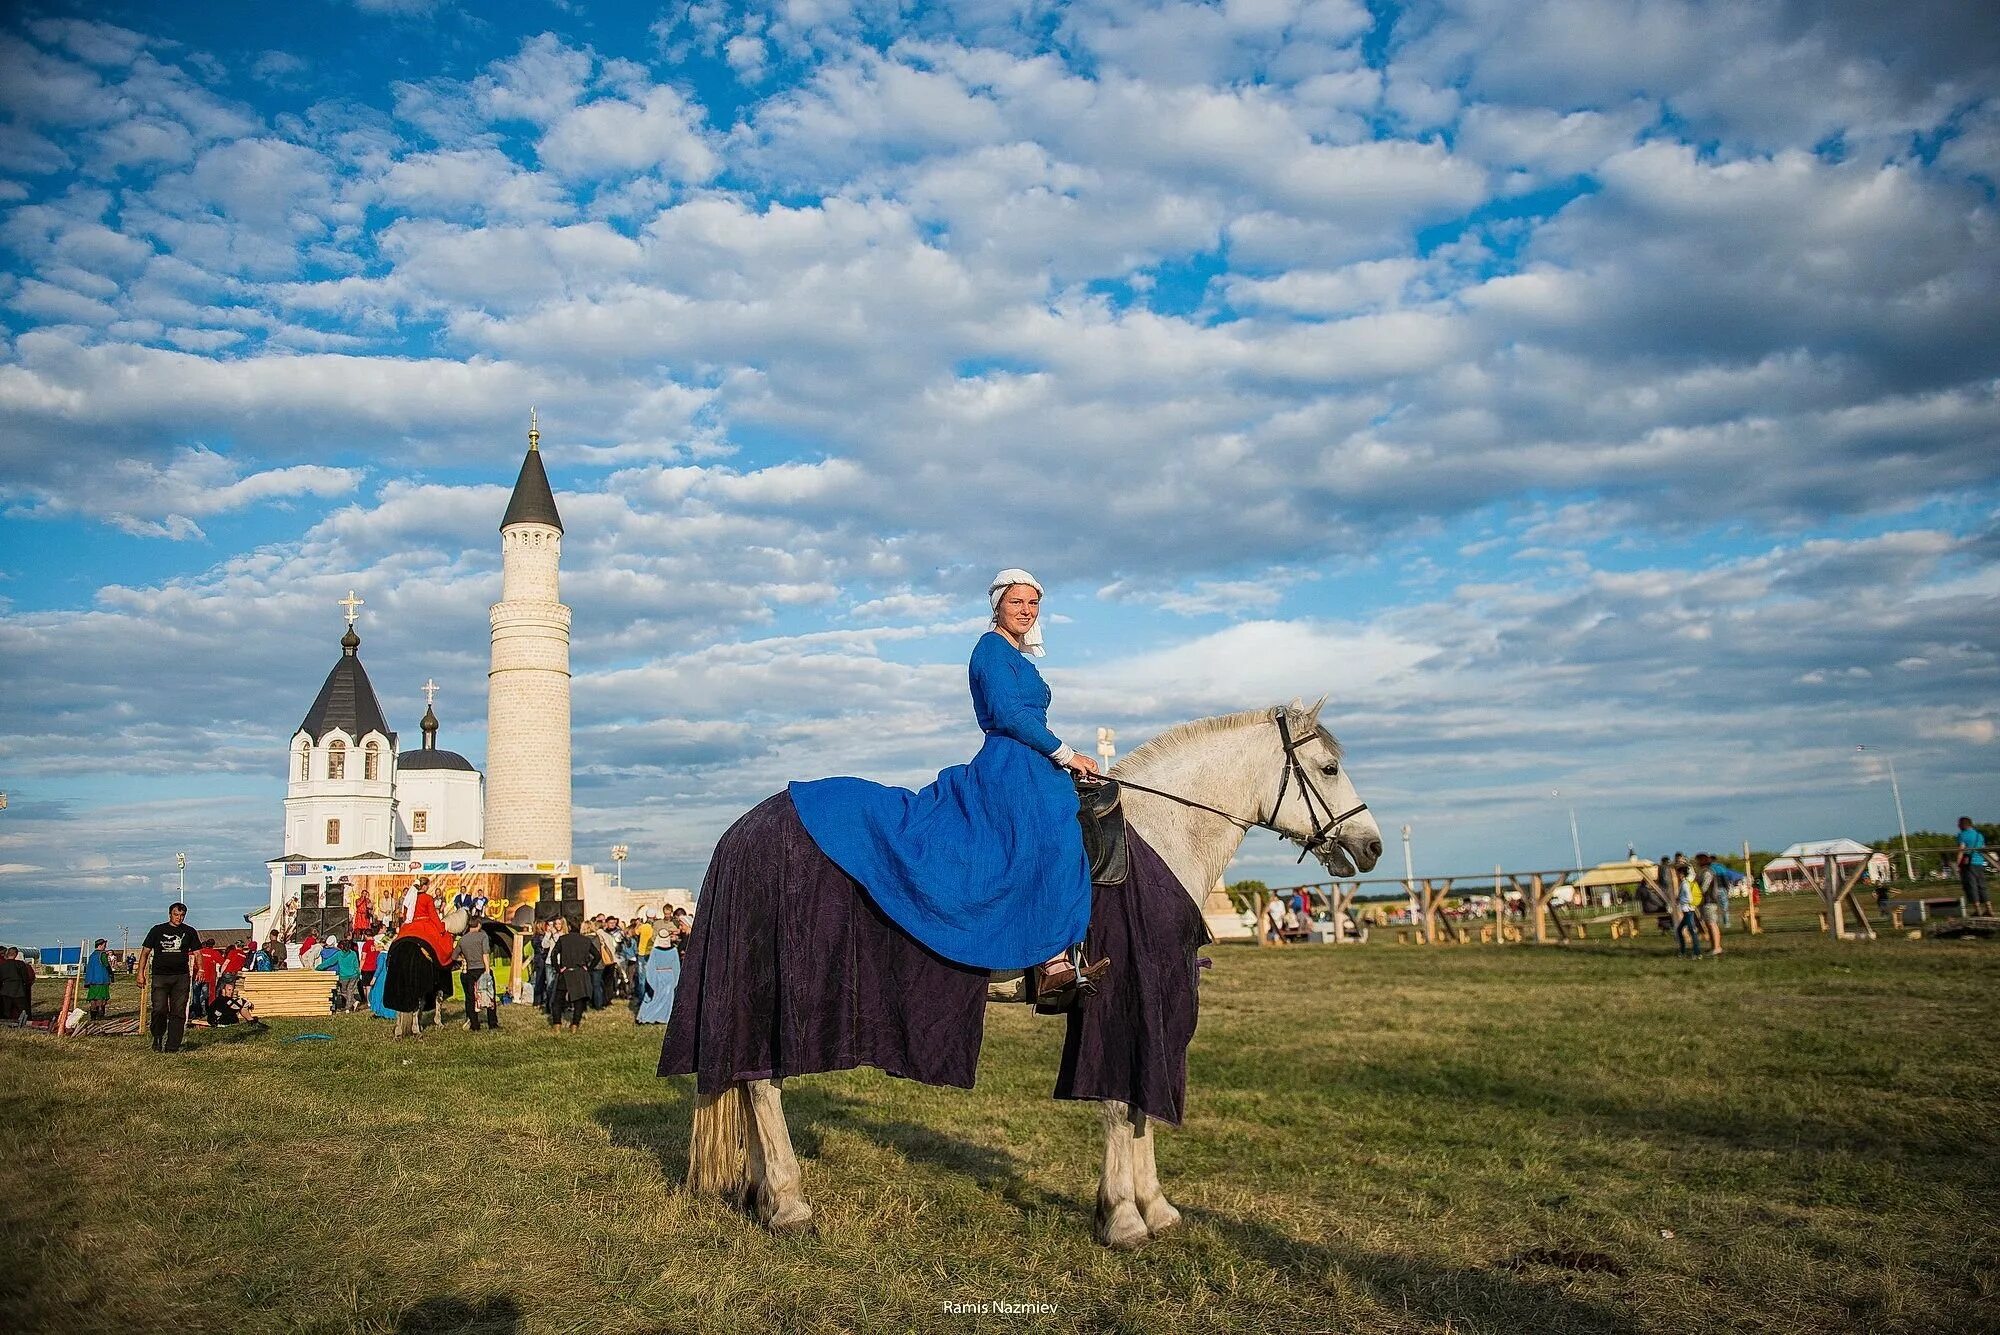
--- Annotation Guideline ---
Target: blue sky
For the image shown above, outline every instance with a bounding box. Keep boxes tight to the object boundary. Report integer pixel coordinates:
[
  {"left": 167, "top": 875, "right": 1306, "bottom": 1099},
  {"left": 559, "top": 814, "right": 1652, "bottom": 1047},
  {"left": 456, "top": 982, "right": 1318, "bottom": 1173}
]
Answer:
[{"left": 1, "top": 0, "right": 1997, "bottom": 942}]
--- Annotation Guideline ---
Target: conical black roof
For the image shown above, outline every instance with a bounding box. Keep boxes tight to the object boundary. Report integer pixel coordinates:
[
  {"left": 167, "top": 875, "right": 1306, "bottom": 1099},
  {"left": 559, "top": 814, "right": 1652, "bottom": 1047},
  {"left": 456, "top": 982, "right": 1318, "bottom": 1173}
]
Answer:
[
  {"left": 501, "top": 443, "right": 563, "bottom": 532},
  {"left": 298, "top": 627, "right": 396, "bottom": 744}
]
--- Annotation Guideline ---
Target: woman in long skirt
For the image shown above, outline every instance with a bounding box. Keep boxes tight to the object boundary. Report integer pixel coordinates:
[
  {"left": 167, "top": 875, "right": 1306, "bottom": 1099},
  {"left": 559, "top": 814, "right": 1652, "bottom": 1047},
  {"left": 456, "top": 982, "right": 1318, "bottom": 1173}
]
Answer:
[{"left": 635, "top": 932, "right": 680, "bottom": 1024}]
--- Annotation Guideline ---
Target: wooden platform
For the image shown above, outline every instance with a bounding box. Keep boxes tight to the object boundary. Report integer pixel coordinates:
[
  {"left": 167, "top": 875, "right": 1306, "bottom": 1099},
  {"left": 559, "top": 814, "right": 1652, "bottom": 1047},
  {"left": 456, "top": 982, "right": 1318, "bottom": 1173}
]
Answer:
[{"left": 237, "top": 971, "right": 341, "bottom": 1018}]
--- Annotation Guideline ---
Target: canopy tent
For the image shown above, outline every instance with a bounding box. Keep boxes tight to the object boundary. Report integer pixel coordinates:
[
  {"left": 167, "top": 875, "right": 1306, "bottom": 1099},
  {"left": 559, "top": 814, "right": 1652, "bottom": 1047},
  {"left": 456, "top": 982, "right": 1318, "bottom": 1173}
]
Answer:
[
  {"left": 1575, "top": 858, "right": 1655, "bottom": 889},
  {"left": 1761, "top": 839, "right": 1892, "bottom": 892}
]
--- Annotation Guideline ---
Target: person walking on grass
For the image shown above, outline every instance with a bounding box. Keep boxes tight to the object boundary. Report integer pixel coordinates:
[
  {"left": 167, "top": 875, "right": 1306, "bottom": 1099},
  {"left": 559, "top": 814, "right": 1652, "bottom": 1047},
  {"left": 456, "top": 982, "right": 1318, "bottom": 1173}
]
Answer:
[
  {"left": 1694, "top": 853, "right": 1724, "bottom": 957},
  {"left": 1668, "top": 859, "right": 1704, "bottom": 959},
  {"left": 1957, "top": 817, "right": 1992, "bottom": 916},
  {"left": 458, "top": 918, "right": 498, "bottom": 1032},
  {"left": 552, "top": 918, "right": 597, "bottom": 1033},
  {"left": 138, "top": 903, "right": 202, "bottom": 1052}
]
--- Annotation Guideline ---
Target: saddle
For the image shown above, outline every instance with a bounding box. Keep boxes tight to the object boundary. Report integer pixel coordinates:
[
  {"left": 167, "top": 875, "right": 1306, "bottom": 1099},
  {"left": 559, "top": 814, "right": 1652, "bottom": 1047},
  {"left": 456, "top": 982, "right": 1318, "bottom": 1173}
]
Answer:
[{"left": 1076, "top": 775, "right": 1128, "bottom": 887}]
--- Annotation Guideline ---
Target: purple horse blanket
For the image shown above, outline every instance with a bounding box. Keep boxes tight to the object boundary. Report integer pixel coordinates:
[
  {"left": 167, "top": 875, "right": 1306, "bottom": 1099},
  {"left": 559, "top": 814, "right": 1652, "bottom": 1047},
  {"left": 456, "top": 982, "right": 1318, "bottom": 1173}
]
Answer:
[{"left": 657, "top": 792, "right": 1206, "bottom": 1125}]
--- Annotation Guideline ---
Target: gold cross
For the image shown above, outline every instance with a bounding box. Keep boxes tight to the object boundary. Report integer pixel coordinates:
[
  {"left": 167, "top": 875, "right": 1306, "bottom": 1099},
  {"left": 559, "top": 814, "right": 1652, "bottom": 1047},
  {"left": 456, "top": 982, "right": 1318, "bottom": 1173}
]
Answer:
[
  {"left": 338, "top": 590, "right": 364, "bottom": 626},
  {"left": 422, "top": 678, "right": 439, "bottom": 708}
]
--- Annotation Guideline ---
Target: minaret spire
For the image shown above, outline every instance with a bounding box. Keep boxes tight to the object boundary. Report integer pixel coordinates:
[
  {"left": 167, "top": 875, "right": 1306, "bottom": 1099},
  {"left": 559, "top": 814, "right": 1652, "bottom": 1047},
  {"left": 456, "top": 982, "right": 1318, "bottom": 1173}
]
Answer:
[{"left": 487, "top": 416, "right": 572, "bottom": 862}]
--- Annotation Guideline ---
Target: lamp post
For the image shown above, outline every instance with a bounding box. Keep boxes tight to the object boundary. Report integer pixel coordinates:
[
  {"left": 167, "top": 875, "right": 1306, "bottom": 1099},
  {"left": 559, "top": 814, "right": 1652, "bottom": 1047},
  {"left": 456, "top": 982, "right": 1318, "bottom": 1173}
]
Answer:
[
  {"left": 1400, "top": 823, "right": 1415, "bottom": 917},
  {"left": 1096, "top": 726, "right": 1116, "bottom": 771},
  {"left": 1551, "top": 789, "right": 1584, "bottom": 870},
  {"left": 1854, "top": 746, "right": 1915, "bottom": 881},
  {"left": 175, "top": 851, "right": 186, "bottom": 905},
  {"left": 611, "top": 844, "right": 629, "bottom": 889}
]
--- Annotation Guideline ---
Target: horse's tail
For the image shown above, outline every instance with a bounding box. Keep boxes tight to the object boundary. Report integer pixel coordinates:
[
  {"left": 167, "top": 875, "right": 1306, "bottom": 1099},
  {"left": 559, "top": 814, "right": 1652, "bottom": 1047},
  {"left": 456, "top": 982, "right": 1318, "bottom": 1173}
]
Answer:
[{"left": 687, "top": 1081, "right": 752, "bottom": 1205}]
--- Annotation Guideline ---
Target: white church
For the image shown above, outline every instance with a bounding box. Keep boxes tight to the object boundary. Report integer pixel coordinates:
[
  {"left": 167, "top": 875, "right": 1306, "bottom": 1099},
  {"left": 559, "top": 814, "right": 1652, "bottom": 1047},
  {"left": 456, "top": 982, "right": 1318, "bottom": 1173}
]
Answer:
[{"left": 253, "top": 417, "right": 675, "bottom": 940}]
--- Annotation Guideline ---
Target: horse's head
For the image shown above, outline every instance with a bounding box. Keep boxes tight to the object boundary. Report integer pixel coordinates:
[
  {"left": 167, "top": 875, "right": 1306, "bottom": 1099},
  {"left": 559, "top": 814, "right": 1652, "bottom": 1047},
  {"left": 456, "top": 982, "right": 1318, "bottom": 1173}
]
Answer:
[{"left": 1270, "top": 700, "right": 1383, "bottom": 876}]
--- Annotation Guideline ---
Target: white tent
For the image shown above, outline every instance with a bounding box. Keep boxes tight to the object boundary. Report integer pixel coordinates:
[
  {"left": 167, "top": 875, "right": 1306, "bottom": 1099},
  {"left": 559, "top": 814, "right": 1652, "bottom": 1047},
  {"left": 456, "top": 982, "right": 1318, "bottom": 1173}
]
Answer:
[{"left": 1761, "top": 839, "right": 1892, "bottom": 892}]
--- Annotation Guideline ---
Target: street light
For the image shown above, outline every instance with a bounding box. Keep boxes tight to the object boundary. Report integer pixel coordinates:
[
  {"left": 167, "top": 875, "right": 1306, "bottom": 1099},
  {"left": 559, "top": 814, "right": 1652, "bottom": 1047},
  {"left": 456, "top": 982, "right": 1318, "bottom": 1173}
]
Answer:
[
  {"left": 1400, "top": 823, "right": 1416, "bottom": 915},
  {"left": 611, "top": 844, "right": 629, "bottom": 889},
  {"left": 176, "top": 851, "right": 186, "bottom": 905},
  {"left": 1551, "top": 789, "right": 1584, "bottom": 870},
  {"left": 1096, "top": 726, "right": 1116, "bottom": 771},
  {"left": 1855, "top": 746, "right": 1915, "bottom": 881}
]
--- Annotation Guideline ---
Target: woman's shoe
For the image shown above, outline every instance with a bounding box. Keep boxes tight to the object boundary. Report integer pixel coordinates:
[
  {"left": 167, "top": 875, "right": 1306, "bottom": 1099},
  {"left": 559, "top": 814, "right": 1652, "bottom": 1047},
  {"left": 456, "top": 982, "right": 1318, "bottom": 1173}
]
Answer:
[{"left": 1035, "top": 957, "right": 1077, "bottom": 993}]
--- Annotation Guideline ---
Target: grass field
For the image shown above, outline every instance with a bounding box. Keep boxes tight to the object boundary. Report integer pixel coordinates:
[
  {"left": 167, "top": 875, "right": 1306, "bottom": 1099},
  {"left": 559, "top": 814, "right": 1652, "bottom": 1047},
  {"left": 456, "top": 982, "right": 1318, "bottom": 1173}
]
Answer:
[{"left": 3, "top": 896, "right": 1996, "bottom": 1334}]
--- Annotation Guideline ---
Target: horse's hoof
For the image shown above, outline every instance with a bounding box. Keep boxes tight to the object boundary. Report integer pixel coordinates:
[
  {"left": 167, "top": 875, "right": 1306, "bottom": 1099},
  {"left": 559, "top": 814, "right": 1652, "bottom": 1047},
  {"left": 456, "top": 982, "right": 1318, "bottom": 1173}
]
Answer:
[
  {"left": 1142, "top": 1199, "right": 1182, "bottom": 1236},
  {"left": 764, "top": 1199, "right": 814, "bottom": 1236},
  {"left": 1097, "top": 1205, "right": 1150, "bottom": 1251}
]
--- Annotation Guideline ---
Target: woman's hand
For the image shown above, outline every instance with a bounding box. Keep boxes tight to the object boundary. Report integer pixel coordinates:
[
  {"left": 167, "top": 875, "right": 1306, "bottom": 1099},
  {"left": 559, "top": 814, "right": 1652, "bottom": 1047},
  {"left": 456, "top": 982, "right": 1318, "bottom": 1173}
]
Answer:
[{"left": 1065, "top": 752, "right": 1100, "bottom": 776}]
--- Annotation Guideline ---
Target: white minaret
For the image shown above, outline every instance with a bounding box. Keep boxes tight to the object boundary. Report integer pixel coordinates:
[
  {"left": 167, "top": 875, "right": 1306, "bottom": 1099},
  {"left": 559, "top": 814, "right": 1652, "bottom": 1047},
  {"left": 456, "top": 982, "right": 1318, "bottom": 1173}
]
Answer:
[{"left": 484, "top": 410, "right": 572, "bottom": 862}]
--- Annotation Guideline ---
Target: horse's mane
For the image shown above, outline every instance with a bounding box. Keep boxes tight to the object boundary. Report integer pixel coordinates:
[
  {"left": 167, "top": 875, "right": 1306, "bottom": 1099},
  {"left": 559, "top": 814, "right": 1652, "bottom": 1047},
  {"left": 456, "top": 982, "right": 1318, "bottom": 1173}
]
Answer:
[{"left": 1114, "top": 704, "right": 1338, "bottom": 775}]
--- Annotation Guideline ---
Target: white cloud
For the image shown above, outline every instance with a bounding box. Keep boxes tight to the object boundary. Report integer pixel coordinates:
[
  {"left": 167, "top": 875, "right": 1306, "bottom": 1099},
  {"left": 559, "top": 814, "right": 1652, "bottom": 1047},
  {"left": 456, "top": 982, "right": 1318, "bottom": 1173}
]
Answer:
[
  {"left": 537, "top": 86, "right": 719, "bottom": 181},
  {"left": 1, "top": 2, "right": 1997, "bottom": 941}
]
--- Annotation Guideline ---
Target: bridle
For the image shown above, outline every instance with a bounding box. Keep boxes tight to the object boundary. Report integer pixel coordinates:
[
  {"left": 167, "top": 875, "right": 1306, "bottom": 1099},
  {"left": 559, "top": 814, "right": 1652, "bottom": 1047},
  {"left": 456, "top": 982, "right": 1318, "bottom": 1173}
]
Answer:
[{"left": 1104, "top": 710, "right": 1372, "bottom": 872}]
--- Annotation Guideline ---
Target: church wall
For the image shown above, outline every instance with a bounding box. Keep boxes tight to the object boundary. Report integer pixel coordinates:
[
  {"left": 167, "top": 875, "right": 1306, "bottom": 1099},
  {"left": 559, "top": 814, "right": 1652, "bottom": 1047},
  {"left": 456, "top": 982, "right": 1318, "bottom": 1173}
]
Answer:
[{"left": 395, "top": 769, "right": 484, "bottom": 853}]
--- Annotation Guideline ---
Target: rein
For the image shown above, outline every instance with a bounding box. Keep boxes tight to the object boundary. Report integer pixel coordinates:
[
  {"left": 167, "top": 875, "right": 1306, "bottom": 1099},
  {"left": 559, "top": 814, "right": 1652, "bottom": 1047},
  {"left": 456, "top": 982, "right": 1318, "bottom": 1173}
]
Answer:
[{"left": 1101, "top": 712, "right": 1370, "bottom": 870}]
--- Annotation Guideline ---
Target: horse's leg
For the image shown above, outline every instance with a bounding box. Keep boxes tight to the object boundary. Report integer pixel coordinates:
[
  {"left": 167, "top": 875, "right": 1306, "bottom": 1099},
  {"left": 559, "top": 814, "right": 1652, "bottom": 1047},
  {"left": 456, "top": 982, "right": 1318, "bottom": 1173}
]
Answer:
[
  {"left": 1130, "top": 1118, "right": 1182, "bottom": 1236},
  {"left": 746, "top": 1079, "right": 813, "bottom": 1234},
  {"left": 1096, "top": 1100, "right": 1149, "bottom": 1250}
]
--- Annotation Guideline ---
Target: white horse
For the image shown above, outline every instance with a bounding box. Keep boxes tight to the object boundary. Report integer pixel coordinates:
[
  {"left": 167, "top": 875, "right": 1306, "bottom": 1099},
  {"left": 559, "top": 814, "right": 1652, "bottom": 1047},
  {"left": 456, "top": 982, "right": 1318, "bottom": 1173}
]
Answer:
[{"left": 683, "top": 701, "right": 1382, "bottom": 1248}]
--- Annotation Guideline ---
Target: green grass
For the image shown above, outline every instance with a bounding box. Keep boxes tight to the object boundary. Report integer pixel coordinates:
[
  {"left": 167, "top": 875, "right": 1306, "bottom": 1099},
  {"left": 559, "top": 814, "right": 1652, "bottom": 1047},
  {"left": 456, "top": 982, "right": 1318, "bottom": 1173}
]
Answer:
[{"left": 3, "top": 897, "right": 1996, "bottom": 1334}]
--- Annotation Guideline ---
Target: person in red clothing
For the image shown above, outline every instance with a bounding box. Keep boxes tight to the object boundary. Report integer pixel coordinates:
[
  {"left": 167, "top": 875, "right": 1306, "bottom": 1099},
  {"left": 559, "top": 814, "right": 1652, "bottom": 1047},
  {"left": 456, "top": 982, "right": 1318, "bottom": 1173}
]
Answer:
[
  {"left": 191, "top": 938, "right": 225, "bottom": 1023},
  {"left": 220, "top": 942, "right": 247, "bottom": 983},
  {"left": 357, "top": 934, "right": 380, "bottom": 996},
  {"left": 351, "top": 888, "right": 374, "bottom": 935}
]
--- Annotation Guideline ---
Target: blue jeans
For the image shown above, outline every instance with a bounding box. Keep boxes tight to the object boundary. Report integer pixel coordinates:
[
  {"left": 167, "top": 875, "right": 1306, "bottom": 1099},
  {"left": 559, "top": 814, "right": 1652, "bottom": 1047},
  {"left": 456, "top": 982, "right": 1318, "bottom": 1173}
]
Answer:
[{"left": 1675, "top": 910, "right": 1704, "bottom": 956}]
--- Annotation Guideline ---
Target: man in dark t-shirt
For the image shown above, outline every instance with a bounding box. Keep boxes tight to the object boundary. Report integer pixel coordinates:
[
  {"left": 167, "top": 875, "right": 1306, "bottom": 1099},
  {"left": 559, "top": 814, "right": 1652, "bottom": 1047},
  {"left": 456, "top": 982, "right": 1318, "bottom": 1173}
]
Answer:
[
  {"left": 207, "top": 977, "right": 255, "bottom": 1027},
  {"left": 139, "top": 903, "right": 202, "bottom": 1052}
]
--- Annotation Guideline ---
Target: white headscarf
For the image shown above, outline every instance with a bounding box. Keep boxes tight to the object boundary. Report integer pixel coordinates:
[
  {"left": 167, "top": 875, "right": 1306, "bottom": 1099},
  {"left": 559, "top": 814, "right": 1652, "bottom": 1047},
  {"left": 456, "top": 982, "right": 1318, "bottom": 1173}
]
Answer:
[{"left": 988, "top": 568, "right": 1046, "bottom": 657}]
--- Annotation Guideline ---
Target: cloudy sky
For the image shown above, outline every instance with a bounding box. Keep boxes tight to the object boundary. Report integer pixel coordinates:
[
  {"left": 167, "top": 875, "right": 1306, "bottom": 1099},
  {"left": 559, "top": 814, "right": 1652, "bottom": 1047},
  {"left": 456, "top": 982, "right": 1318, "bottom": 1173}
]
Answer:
[{"left": 1, "top": 0, "right": 1996, "bottom": 942}]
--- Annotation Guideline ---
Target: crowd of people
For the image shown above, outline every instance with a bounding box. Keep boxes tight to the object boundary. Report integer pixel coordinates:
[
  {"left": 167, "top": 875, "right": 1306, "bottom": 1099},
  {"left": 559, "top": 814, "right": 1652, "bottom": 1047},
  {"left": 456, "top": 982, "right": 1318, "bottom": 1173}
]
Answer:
[{"left": 119, "top": 878, "right": 696, "bottom": 1052}]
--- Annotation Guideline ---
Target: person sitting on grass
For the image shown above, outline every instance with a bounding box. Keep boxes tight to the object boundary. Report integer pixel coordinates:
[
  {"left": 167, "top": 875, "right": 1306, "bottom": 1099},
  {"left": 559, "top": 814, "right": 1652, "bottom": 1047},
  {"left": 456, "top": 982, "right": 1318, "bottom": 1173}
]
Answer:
[{"left": 208, "top": 976, "right": 256, "bottom": 1026}]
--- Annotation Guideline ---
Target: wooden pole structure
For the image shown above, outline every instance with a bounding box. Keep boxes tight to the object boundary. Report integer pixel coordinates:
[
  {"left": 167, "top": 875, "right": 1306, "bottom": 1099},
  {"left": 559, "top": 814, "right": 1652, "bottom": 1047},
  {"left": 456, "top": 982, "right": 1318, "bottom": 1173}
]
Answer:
[
  {"left": 1740, "top": 840, "right": 1759, "bottom": 934},
  {"left": 1493, "top": 863, "right": 1503, "bottom": 943},
  {"left": 1530, "top": 873, "right": 1548, "bottom": 944}
]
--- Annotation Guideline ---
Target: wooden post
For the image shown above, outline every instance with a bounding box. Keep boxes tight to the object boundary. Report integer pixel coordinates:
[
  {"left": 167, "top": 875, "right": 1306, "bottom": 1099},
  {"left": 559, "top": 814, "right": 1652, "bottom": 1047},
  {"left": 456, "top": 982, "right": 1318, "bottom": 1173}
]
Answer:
[
  {"left": 1334, "top": 884, "right": 1360, "bottom": 942},
  {"left": 1493, "top": 863, "right": 1503, "bottom": 945},
  {"left": 1823, "top": 853, "right": 1845, "bottom": 938},
  {"left": 1836, "top": 858, "right": 1877, "bottom": 941},
  {"left": 1530, "top": 873, "right": 1549, "bottom": 944},
  {"left": 1742, "top": 840, "right": 1762, "bottom": 934}
]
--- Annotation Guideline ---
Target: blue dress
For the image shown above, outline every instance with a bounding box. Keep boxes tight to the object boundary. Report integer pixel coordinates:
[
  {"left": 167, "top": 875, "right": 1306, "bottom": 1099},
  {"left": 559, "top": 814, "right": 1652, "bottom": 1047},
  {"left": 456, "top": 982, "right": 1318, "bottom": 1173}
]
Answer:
[
  {"left": 637, "top": 942, "right": 680, "bottom": 1024},
  {"left": 790, "top": 631, "right": 1092, "bottom": 970}
]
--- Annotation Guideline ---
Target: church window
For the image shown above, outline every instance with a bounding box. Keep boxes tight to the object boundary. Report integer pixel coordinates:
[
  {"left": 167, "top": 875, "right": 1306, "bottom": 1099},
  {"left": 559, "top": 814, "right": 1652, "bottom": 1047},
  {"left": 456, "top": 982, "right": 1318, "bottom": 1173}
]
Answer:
[
  {"left": 327, "top": 739, "right": 346, "bottom": 780},
  {"left": 412, "top": 810, "right": 428, "bottom": 834},
  {"left": 364, "top": 740, "right": 381, "bottom": 780},
  {"left": 326, "top": 818, "right": 341, "bottom": 845}
]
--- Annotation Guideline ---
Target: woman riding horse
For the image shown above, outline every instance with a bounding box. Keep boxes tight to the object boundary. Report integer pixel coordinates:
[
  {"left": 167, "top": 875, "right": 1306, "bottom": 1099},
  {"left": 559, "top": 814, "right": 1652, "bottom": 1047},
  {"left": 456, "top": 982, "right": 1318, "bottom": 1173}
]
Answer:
[{"left": 790, "top": 568, "right": 1099, "bottom": 993}]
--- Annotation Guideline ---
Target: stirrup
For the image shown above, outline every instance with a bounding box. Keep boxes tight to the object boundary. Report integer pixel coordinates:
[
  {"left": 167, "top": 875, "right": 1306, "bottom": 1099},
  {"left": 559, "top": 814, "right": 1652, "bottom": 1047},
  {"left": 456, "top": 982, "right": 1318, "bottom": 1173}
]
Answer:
[{"left": 1034, "top": 949, "right": 1109, "bottom": 1014}]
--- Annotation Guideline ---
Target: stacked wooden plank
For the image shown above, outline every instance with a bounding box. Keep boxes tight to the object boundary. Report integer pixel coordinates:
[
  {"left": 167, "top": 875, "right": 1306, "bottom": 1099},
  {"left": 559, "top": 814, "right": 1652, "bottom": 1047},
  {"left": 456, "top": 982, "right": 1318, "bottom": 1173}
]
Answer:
[{"left": 237, "top": 970, "right": 341, "bottom": 1018}]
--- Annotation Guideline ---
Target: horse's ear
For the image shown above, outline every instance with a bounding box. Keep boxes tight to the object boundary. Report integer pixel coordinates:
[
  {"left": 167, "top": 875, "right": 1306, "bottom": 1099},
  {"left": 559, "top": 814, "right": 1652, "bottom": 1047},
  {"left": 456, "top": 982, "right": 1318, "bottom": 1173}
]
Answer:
[
  {"left": 1288, "top": 696, "right": 1305, "bottom": 712},
  {"left": 1309, "top": 694, "right": 1328, "bottom": 721}
]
